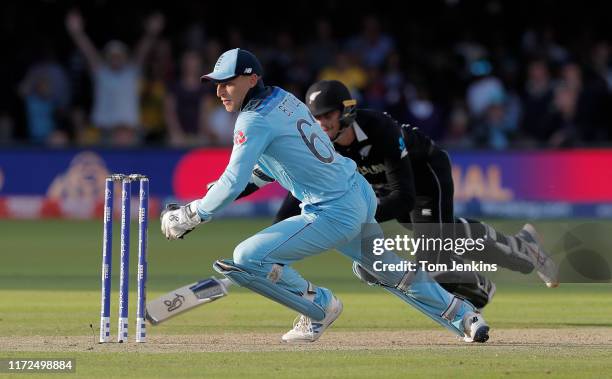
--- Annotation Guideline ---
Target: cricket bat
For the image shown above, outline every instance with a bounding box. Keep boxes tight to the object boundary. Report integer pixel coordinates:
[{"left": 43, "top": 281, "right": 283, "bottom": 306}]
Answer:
[{"left": 145, "top": 277, "right": 233, "bottom": 325}]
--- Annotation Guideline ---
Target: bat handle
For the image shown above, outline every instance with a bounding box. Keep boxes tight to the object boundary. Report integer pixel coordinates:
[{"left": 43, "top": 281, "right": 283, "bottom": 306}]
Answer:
[{"left": 219, "top": 278, "right": 233, "bottom": 290}]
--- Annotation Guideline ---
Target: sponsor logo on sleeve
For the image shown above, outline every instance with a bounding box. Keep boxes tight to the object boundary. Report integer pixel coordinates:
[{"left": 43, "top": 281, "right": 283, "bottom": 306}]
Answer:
[{"left": 234, "top": 130, "right": 247, "bottom": 145}]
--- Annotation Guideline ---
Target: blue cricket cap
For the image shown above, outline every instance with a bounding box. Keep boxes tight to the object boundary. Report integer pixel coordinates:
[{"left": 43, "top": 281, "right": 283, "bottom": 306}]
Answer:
[{"left": 201, "top": 48, "right": 263, "bottom": 83}]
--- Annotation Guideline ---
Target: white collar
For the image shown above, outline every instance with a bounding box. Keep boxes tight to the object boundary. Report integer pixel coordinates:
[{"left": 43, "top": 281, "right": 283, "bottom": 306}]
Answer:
[{"left": 353, "top": 121, "right": 368, "bottom": 142}]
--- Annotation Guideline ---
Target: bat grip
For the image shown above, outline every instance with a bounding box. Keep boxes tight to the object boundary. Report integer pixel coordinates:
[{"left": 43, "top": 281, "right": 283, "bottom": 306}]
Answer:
[{"left": 219, "top": 278, "right": 233, "bottom": 289}]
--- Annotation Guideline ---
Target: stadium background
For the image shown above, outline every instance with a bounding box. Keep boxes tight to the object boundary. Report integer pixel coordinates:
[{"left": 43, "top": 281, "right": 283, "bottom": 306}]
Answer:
[{"left": 1, "top": 0, "right": 612, "bottom": 220}]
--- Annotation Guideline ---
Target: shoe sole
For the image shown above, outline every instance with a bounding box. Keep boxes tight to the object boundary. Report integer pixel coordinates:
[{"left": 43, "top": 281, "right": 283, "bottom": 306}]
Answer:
[{"left": 523, "top": 224, "right": 560, "bottom": 288}]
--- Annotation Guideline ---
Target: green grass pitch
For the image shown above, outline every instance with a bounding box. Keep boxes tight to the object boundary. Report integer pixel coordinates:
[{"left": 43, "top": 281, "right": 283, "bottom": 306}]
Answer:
[{"left": 0, "top": 218, "right": 611, "bottom": 378}]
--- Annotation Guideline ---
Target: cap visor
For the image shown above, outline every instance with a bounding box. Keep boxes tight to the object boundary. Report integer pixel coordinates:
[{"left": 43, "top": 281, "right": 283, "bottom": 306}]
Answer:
[{"left": 200, "top": 72, "right": 237, "bottom": 83}]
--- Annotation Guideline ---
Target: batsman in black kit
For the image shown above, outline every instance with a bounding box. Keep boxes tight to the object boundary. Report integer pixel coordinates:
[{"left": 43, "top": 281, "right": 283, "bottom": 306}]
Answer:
[{"left": 232, "top": 80, "right": 559, "bottom": 309}]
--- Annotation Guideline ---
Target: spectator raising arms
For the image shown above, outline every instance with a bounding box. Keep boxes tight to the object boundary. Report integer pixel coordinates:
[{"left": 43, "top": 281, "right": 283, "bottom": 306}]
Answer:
[{"left": 65, "top": 10, "right": 164, "bottom": 146}]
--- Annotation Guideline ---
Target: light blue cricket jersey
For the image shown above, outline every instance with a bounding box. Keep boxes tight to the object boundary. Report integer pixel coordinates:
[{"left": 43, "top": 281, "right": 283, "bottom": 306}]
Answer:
[{"left": 197, "top": 85, "right": 357, "bottom": 220}]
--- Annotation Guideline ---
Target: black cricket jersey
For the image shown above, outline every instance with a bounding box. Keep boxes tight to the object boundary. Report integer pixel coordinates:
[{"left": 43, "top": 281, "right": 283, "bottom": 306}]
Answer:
[{"left": 336, "top": 109, "right": 435, "bottom": 221}]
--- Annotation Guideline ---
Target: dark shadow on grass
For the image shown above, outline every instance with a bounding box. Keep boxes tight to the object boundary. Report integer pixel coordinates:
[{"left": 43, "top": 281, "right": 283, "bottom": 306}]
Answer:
[{"left": 561, "top": 322, "right": 612, "bottom": 327}]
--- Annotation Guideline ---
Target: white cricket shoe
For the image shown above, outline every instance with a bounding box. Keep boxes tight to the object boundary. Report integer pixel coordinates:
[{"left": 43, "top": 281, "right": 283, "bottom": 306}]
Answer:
[
  {"left": 462, "top": 312, "right": 490, "bottom": 343},
  {"left": 281, "top": 296, "right": 343, "bottom": 343},
  {"left": 517, "top": 224, "right": 560, "bottom": 288}
]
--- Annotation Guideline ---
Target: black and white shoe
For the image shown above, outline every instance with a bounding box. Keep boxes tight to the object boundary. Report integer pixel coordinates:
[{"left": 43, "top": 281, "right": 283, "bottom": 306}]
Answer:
[
  {"left": 462, "top": 312, "right": 490, "bottom": 343},
  {"left": 477, "top": 279, "right": 497, "bottom": 312}
]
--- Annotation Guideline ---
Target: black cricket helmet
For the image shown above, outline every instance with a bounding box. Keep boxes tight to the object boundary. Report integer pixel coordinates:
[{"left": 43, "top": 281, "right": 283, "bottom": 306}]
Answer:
[{"left": 305, "top": 80, "right": 357, "bottom": 127}]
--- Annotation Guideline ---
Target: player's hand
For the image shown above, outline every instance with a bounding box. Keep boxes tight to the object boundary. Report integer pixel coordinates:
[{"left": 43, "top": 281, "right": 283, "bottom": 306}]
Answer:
[
  {"left": 160, "top": 202, "right": 201, "bottom": 240},
  {"left": 65, "top": 10, "right": 84, "bottom": 34}
]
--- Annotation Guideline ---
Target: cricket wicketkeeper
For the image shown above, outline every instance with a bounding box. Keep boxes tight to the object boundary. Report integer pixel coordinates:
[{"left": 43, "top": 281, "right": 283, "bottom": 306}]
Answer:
[{"left": 238, "top": 80, "right": 559, "bottom": 309}]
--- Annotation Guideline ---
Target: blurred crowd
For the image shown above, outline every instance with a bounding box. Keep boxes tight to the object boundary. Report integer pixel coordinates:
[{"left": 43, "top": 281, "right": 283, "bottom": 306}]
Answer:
[{"left": 2, "top": 5, "right": 612, "bottom": 150}]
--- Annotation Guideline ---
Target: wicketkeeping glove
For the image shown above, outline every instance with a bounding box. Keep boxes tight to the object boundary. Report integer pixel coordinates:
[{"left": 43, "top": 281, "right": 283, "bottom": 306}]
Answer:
[{"left": 160, "top": 201, "right": 202, "bottom": 240}]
